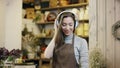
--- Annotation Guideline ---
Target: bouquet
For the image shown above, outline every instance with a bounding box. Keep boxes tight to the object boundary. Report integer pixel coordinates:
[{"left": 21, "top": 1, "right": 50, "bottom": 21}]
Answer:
[{"left": 0, "top": 47, "right": 21, "bottom": 64}]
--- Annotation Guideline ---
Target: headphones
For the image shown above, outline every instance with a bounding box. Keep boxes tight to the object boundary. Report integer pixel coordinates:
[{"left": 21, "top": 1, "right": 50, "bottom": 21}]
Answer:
[{"left": 54, "top": 11, "right": 79, "bottom": 28}]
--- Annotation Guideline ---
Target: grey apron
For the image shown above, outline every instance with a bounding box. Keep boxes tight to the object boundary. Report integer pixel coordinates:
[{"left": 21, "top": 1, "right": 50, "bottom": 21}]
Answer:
[{"left": 52, "top": 36, "right": 79, "bottom": 68}]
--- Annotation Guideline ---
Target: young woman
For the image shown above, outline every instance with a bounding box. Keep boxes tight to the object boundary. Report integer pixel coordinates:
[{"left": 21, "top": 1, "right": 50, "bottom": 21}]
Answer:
[{"left": 44, "top": 11, "right": 89, "bottom": 68}]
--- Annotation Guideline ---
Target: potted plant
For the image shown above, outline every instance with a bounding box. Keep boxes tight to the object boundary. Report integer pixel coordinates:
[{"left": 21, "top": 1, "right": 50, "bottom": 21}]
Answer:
[
  {"left": 22, "top": 32, "right": 40, "bottom": 59},
  {"left": 89, "top": 46, "right": 106, "bottom": 68},
  {"left": 33, "top": 11, "right": 42, "bottom": 23},
  {"left": 0, "top": 47, "right": 21, "bottom": 66}
]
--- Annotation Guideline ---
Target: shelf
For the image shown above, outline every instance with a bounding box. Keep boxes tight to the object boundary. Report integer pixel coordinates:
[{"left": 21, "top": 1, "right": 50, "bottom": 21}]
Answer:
[
  {"left": 39, "top": 36, "right": 53, "bottom": 39},
  {"left": 79, "top": 19, "right": 89, "bottom": 22},
  {"left": 14, "top": 63, "right": 35, "bottom": 65},
  {"left": 36, "top": 19, "right": 89, "bottom": 25},
  {"left": 41, "top": 0, "right": 49, "bottom": 2},
  {"left": 25, "top": 58, "right": 40, "bottom": 60},
  {"left": 36, "top": 21, "right": 54, "bottom": 25},
  {"left": 77, "top": 35, "right": 88, "bottom": 38},
  {"left": 41, "top": 3, "right": 88, "bottom": 11},
  {"left": 23, "top": 59, "right": 40, "bottom": 62},
  {"left": 82, "top": 36, "right": 89, "bottom": 38},
  {"left": 41, "top": 58, "right": 51, "bottom": 61}
]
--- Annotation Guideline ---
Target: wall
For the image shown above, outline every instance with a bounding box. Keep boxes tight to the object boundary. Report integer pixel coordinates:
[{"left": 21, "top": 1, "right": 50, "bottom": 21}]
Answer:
[
  {"left": 89, "top": 0, "right": 120, "bottom": 68},
  {"left": 0, "top": 0, "right": 22, "bottom": 50},
  {"left": 5, "top": 0, "right": 22, "bottom": 50},
  {"left": 0, "top": 0, "right": 5, "bottom": 47}
]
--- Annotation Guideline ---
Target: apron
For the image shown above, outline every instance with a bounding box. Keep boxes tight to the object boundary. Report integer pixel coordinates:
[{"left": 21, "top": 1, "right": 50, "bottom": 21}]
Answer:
[{"left": 52, "top": 36, "right": 79, "bottom": 68}]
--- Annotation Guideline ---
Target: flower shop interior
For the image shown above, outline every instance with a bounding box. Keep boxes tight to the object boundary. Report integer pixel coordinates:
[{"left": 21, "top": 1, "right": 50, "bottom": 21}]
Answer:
[{"left": 0, "top": 0, "right": 120, "bottom": 68}]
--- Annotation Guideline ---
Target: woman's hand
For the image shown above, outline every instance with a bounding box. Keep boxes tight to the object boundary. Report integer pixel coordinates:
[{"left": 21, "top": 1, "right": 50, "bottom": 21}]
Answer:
[{"left": 53, "top": 20, "right": 58, "bottom": 37}]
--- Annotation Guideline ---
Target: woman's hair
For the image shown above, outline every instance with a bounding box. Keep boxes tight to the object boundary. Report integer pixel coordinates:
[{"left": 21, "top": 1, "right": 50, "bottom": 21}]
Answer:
[{"left": 55, "top": 12, "right": 76, "bottom": 48}]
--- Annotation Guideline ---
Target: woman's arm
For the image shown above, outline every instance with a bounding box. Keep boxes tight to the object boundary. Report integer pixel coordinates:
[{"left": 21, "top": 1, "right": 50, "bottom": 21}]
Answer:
[
  {"left": 44, "top": 21, "right": 58, "bottom": 58},
  {"left": 80, "top": 39, "right": 89, "bottom": 68},
  {"left": 44, "top": 36, "right": 55, "bottom": 58}
]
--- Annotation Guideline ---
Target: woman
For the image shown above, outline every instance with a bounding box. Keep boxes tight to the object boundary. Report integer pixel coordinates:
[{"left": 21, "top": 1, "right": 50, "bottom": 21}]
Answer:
[{"left": 44, "top": 11, "right": 89, "bottom": 68}]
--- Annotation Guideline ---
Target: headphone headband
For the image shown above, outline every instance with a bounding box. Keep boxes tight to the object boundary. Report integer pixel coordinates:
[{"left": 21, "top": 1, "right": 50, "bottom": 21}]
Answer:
[{"left": 55, "top": 11, "right": 79, "bottom": 28}]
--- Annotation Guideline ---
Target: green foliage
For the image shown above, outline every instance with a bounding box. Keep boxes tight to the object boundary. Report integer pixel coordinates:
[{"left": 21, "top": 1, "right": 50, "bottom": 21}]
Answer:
[
  {"left": 7, "top": 56, "right": 14, "bottom": 61},
  {"left": 22, "top": 49, "right": 28, "bottom": 57},
  {"left": 33, "top": 13, "right": 41, "bottom": 23},
  {"left": 0, "top": 47, "right": 21, "bottom": 65},
  {"left": 89, "top": 46, "right": 106, "bottom": 68},
  {"left": 22, "top": 34, "right": 40, "bottom": 50}
]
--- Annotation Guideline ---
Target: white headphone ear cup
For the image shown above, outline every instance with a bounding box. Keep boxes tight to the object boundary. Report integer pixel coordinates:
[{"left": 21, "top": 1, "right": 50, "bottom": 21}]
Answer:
[
  {"left": 55, "top": 18, "right": 59, "bottom": 25},
  {"left": 75, "top": 21, "right": 79, "bottom": 28},
  {"left": 56, "top": 20, "right": 59, "bottom": 27}
]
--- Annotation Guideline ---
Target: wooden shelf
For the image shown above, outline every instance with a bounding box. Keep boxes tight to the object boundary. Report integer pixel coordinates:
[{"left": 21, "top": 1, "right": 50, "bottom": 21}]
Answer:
[
  {"left": 79, "top": 19, "right": 89, "bottom": 22},
  {"left": 41, "top": 3, "right": 88, "bottom": 11},
  {"left": 41, "top": 58, "right": 51, "bottom": 61},
  {"left": 24, "top": 58, "right": 40, "bottom": 61},
  {"left": 78, "top": 35, "right": 88, "bottom": 38},
  {"left": 36, "top": 19, "right": 89, "bottom": 25},
  {"left": 36, "top": 21, "right": 54, "bottom": 25},
  {"left": 39, "top": 36, "right": 53, "bottom": 39},
  {"left": 14, "top": 63, "right": 35, "bottom": 65},
  {"left": 41, "top": 0, "right": 49, "bottom": 2}
]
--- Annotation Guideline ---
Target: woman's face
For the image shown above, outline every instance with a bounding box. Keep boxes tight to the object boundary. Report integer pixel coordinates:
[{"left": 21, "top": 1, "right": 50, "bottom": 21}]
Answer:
[{"left": 61, "top": 17, "right": 74, "bottom": 36}]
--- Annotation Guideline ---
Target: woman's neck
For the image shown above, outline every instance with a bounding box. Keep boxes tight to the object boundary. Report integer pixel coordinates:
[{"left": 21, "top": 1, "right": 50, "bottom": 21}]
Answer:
[{"left": 65, "top": 33, "right": 73, "bottom": 40}]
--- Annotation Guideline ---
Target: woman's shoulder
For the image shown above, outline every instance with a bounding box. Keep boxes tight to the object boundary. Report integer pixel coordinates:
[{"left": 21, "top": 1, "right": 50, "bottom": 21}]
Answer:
[
  {"left": 74, "top": 35, "right": 87, "bottom": 46},
  {"left": 74, "top": 35, "right": 86, "bottom": 41},
  {"left": 74, "top": 35, "right": 88, "bottom": 50}
]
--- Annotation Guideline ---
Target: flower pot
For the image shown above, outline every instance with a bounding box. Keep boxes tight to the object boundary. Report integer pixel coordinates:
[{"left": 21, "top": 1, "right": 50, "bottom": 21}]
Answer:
[{"left": 28, "top": 53, "right": 35, "bottom": 59}]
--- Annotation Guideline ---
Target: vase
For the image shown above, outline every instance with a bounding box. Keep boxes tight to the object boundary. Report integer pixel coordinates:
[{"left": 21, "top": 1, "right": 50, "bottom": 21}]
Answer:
[{"left": 28, "top": 53, "right": 35, "bottom": 59}]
